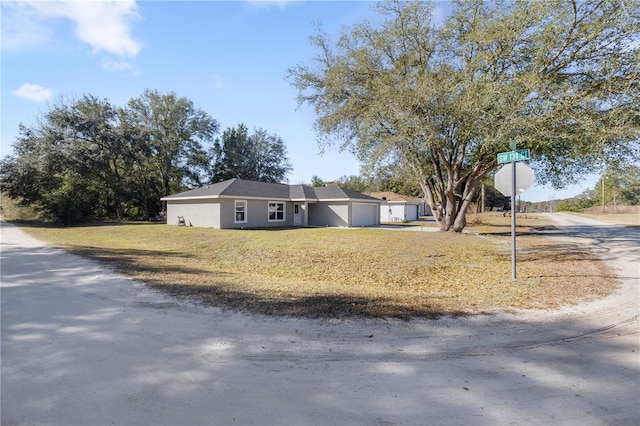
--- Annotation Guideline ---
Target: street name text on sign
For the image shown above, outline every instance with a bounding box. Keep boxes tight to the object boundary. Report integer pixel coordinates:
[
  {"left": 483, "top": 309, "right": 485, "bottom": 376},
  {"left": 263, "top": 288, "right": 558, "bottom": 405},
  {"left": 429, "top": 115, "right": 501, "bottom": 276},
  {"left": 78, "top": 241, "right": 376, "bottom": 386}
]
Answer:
[{"left": 497, "top": 149, "right": 530, "bottom": 164}]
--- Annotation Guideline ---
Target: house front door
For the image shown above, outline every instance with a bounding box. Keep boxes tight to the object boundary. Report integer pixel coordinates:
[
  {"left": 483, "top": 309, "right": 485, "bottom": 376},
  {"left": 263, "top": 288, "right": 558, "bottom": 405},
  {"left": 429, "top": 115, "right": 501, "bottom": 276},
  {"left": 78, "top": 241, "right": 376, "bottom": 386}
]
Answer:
[{"left": 294, "top": 204, "right": 303, "bottom": 226}]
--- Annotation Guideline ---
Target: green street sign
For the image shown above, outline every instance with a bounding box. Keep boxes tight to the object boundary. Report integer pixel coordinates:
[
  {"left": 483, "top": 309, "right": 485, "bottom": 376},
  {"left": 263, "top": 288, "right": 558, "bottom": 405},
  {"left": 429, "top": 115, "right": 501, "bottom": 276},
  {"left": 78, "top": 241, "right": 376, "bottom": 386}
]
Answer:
[{"left": 497, "top": 149, "right": 530, "bottom": 164}]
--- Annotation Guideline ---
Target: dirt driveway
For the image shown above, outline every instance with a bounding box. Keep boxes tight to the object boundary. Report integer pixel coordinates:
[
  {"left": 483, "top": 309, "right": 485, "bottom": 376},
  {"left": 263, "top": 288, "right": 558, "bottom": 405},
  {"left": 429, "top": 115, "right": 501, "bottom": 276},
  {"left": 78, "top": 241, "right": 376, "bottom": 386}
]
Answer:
[{"left": 1, "top": 214, "right": 638, "bottom": 425}]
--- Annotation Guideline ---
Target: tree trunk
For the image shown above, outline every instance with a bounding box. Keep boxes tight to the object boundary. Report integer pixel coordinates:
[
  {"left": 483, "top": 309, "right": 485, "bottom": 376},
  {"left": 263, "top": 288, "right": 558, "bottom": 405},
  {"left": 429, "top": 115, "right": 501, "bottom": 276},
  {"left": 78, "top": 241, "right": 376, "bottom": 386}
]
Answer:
[
  {"left": 420, "top": 181, "right": 457, "bottom": 232},
  {"left": 420, "top": 176, "right": 481, "bottom": 232}
]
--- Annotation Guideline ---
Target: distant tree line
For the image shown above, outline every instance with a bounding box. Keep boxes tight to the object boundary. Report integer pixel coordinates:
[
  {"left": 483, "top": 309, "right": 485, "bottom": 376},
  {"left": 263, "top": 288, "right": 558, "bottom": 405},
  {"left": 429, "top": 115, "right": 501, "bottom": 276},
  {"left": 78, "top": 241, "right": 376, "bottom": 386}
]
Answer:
[
  {"left": 556, "top": 166, "right": 640, "bottom": 212},
  {"left": 309, "top": 162, "right": 422, "bottom": 196},
  {"left": 0, "top": 89, "right": 292, "bottom": 224}
]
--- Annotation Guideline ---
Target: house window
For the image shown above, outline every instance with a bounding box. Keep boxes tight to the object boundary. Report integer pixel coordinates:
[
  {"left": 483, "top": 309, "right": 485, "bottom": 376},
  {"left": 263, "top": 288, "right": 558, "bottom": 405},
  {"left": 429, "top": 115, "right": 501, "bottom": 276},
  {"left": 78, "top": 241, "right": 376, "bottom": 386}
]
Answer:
[
  {"left": 268, "top": 202, "right": 285, "bottom": 222},
  {"left": 235, "top": 200, "right": 247, "bottom": 223}
]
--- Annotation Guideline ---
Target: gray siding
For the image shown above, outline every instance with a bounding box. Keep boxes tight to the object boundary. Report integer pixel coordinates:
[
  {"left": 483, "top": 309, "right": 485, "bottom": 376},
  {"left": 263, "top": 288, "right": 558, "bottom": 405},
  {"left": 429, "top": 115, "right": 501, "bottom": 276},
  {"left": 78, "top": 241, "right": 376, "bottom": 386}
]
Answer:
[
  {"left": 166, "top": 199, "right": 220, "bottom": 228},
  {"left": 407, "top": 204, "right": 418, "bottom": 221},
  {"left": 163, "top": 179, "right": 382, "bottom": 229},
  {"left": 218, "top": 199, "right": 237, "bottom": 229},
  {"left": 218, "top": 199, "right": 294, "bottom": 229},
  {"left": 168, "top": 199, "right": 379, "bottom": 229},
  {"left": 308, "top": 202, "right": 349, "bottom": 227}
]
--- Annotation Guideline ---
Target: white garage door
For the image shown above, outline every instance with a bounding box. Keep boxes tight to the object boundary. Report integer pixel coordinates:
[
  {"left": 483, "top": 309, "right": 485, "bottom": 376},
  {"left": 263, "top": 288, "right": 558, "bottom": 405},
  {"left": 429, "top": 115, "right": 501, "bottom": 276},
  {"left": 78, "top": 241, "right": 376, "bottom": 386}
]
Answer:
[{"left": 352, "top": 203, "right": 378, "bottom": 227}]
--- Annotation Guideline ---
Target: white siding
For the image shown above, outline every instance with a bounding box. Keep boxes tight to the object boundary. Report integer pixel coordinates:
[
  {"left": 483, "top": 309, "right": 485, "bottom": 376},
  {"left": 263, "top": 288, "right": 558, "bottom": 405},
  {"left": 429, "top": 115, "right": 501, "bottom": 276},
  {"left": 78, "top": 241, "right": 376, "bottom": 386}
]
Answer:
[
  {"left": 379, "top": 202, "right": 422, "bottom": 222},
  {"left": 380, "top": 204, "right": 406, "bottom": 222}
]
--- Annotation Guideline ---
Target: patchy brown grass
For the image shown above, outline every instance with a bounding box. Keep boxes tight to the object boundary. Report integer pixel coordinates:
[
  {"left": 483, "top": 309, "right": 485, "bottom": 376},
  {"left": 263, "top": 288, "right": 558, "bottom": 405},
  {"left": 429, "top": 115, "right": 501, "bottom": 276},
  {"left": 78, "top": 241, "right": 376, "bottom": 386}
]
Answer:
[{"left": 18, "top": 213, "right": 617, "bottom": 319}]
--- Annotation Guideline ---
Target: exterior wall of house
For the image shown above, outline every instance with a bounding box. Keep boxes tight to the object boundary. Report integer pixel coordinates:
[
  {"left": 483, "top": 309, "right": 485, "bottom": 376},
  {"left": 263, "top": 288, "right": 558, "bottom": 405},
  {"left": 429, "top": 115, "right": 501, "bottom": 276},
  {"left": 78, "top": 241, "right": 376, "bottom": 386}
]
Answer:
[
  {"left": 166, "top": 199, "right": 221, "bottom": 228},
  {"left": 405, "top": 204, "right": 419, "bottom": 221},
  {"left": 421, "top": 202, "right": 432, "bottom": 216},
  {"left": 218, "top": 198, "right": 294, "bottom": 229},
  {"left": 167, "top": 197, "right": 379, "bottom": 229},
  {"left": 379, "top": 203, "right": 421, "bottom": 222},
  {"left": 218, "top": 199, "right": 237, "bottom": 229},
  {"left": 308, "top": 202, "right": 349, "bottom": 227},
  {"left": 380, "top": 204, "right": 405, "bottom": 222}
]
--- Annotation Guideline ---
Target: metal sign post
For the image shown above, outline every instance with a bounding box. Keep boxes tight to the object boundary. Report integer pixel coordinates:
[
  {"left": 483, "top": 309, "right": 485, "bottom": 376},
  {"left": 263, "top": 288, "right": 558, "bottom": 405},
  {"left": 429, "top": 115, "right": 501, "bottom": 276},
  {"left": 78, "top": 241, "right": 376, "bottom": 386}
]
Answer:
[
  {"left": 511, "top": 160, "right": 517, "bottom": 280},
  {"left": 495, "top": 145, "right": 535, "bottom": 280}
]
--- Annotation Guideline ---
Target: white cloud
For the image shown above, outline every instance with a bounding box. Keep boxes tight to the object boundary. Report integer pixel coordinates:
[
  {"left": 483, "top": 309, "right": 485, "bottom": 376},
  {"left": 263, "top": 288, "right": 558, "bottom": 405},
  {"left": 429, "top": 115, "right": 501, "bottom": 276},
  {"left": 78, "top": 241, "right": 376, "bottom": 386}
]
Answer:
[
  {"left": 102, "top": 57, "right": 141, "bottom": 75},
  {"left": 102, "top": 58, "right": 132, "bottom": 72},
  {"left": 1, "top": 1, "right": 143, "bottom": 57},
  {"left": 0, "top": 2, "right": 52, "bottom": 49},
  {"left": 63, "top": 1, "right": 143, "bottom": 57},
  {"left": 12, "top": 83, "right": 53, "bottom": 103}
]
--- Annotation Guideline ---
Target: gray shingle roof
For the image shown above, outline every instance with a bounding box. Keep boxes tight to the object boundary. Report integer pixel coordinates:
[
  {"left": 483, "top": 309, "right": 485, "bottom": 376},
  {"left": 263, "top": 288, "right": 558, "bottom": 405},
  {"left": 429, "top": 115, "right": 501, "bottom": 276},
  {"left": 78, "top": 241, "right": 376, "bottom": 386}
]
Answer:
[
  {"left": 161, "top": 179, "right": 287, "bottom": 200},
  {"left": 224, "top": 179, "right": 291, "bottom": 199},
  {"left": 313, "top": 186, "right": 379, "bottom": 201},
  {"left": 289, "top": 184, "right": 318, "bottom": 201},
  {"left": 161, "top": 178, "right": 379, "bottom": 202},
  {"left": 161, "top": 179, "right": 235, "bottom": 199}
]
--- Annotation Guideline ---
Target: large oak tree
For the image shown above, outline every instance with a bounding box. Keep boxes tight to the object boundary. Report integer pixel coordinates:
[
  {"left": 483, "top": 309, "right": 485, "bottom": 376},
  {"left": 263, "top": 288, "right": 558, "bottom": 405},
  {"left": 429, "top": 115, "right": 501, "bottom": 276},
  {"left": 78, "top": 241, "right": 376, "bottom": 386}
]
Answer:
[
  {"left": 288, "top": 0, "right": 639, "bottom": 231},
  {"left": 0, "top": 96, "right": 128, "bottom": 223},
  {"left": 124, "top": 89, "right": 219, "bottom": 198},
  {"left": 1, "top": 90, "right": 220, "bottom": 223},
  {"left": 210, "top": 123, "right": 293, "bottom": 183}
]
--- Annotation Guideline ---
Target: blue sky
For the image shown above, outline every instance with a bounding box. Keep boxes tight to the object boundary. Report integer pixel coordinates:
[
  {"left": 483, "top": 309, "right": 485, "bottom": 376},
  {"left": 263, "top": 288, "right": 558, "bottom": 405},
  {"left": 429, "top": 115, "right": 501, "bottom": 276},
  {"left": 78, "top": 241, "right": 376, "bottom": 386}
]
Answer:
[{"left": 1, "top": 0, "right": 593, "bottom": 202}]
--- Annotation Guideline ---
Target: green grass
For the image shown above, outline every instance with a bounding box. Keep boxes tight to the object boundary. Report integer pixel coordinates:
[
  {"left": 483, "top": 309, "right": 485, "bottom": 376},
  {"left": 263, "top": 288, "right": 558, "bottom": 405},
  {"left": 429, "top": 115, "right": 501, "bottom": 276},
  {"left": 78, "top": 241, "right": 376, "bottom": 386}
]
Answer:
[{"left": 17, "top": 215, "right": 615, "bottom": 319}]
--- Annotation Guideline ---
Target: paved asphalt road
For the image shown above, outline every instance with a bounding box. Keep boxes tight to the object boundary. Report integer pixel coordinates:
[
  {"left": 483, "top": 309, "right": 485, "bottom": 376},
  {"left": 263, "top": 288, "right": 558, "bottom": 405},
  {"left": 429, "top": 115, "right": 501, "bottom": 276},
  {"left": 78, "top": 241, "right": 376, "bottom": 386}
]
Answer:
[{"left": 1, "top": 214, "right": 638, "bottom": 425}]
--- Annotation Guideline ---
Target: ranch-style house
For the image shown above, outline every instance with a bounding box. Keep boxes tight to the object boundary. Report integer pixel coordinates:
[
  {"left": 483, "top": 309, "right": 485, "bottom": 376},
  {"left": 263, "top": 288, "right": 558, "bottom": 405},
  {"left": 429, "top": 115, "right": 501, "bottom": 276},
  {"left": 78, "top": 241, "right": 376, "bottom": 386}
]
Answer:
[{"left": 161, "top": 178, "right": 381, "bottom": 229}]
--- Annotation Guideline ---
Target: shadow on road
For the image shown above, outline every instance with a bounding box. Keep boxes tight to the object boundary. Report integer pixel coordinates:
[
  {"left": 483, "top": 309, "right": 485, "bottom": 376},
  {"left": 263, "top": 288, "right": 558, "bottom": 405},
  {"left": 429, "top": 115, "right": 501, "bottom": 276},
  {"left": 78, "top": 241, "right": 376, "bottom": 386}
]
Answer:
[{"left": 1, "top": 219, "right": 639, "bottom": 425}]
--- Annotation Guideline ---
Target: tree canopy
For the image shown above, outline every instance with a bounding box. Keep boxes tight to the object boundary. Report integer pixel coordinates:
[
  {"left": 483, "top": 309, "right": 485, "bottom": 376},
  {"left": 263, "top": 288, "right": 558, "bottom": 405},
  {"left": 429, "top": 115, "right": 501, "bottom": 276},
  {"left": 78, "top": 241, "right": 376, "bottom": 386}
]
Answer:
[
  {"left": 596, "top": 164, "right": 640, "bottom": 207},
  {"left": 556, "top": 164, "right": 640, "bottom": 211},
  {"left": 288, "top": 0, "right": 640, "bottom": 231},
  {"left": 1, "top": 95, "right": 138, "bottom": 224},
  {"left": 1, "top": 90, "right": 292, "bottom": 224},
  {"left": 210, "top": 123, "right": 293, "bottom": 183},
  {"left": 124, "top": 89, "right": 219, "bottom": 197}
]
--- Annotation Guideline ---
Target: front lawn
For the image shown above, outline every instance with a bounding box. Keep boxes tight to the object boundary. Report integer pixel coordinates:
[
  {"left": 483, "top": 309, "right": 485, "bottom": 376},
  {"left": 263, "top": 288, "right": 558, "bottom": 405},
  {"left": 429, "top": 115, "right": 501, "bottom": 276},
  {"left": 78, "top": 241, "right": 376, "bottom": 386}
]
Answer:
[{"left": 19, "top": 215, "right": 615, "bottom": 319}]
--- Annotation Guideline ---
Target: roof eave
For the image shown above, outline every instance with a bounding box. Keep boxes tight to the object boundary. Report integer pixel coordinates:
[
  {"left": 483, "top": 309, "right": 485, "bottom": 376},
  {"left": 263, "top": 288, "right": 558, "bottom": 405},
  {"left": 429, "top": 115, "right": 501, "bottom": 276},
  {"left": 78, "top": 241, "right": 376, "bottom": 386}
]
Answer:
[
  {"left": 318, "top": 198, "right": 380, "bottom": 203},
  {"left": 163, "top": 195, "right": 292, "bottom": 202},
  {"left": 161, "top": 195, "right": 220, "bottom": 201}
]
